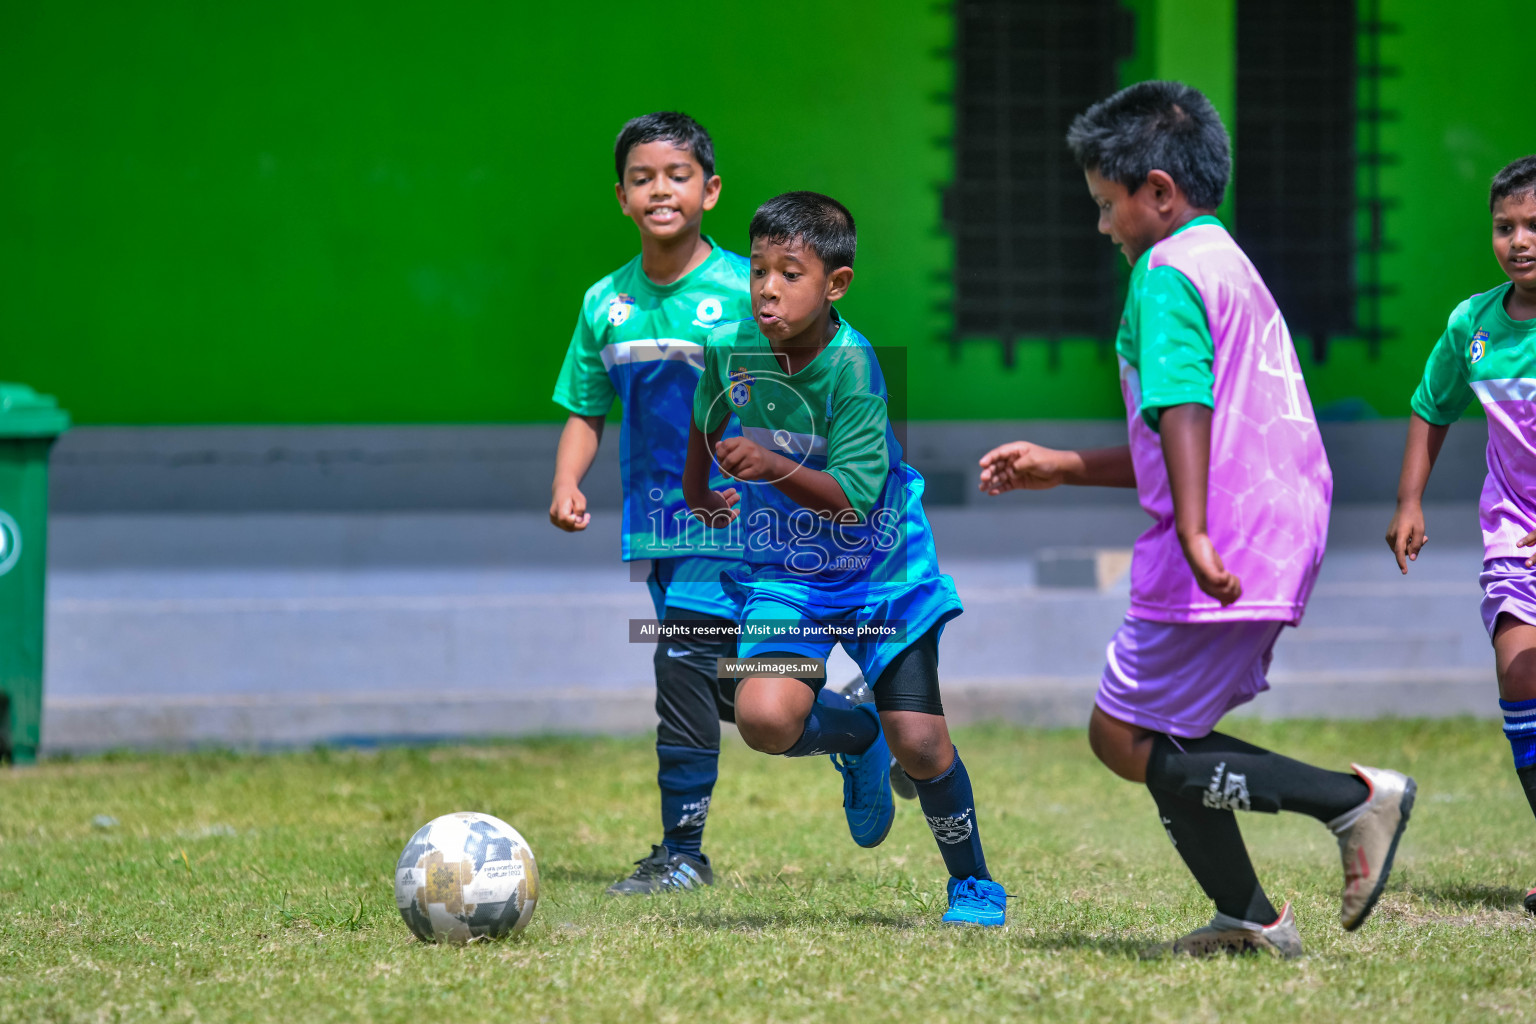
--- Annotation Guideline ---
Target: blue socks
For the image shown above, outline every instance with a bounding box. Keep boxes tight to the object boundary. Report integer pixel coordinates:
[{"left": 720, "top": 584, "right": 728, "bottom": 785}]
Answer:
[
  {"left": 1501, "top": 697, "right": 1536, "bottom": 821},
  {"left": 1501, "top": 697, "right": 1536, "bottom": 769},
  {"left": 657, "top": 744, "right": 717, "bottom": 859},
  {"left": 912, "top": 748, "right": 990, "bottom": 882},
  {"left": 780, "top": 703, "right": 879, "bottom": 757}
]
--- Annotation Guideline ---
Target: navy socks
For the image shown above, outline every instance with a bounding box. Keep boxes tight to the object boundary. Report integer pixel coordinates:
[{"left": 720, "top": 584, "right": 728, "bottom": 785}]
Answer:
[
  {"left": 780, "top": 703, "right": 879, "bottom": 757},
  {"left": 657, "top": 744, "right": 717, "bottom": 859},
  {"left": 912, "top": 748, "right": 990, "bottom": 882}
]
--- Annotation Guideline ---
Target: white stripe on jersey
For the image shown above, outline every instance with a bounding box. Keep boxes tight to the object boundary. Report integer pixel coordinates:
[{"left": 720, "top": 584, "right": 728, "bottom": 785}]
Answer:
[
  {"left": 1471, "top": 378, "right": 1536, "bottom": 405},
  {"left": 743, "top": 425, "right": 828, "bottom": 457},
  {"left": 599, "top": 339, "right": 704, "bottom": 372}
]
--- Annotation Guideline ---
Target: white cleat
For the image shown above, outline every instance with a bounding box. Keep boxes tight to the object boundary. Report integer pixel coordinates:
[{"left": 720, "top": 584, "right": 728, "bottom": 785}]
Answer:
[
  {"left": 1145, "top": 902, "right": 1303, "bottom": 960},
  {"left": 1328, "top": 764, "right": 1416, "bottom": 931}
]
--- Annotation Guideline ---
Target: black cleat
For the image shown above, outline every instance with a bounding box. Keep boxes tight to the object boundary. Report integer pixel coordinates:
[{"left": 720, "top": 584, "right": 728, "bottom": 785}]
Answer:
[
  {"left": 606, "top": 845, "right": 713, "bottom": 895},
  {"left": 1525, "top": 888, "right": 1535, "bottom": 916}
]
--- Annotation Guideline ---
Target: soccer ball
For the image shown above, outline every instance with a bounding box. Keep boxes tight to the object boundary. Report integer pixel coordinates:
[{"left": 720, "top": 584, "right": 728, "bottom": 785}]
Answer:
[{"left": 393, "top": 811, "right": 539, "bottom": 944}]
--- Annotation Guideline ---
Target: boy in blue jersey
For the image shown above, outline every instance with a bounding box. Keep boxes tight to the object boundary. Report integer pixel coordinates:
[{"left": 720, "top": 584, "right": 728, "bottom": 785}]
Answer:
[
  {"left": 550, "top": 112, "right": 753, "bottom": 895},
  {"left": 683, "top": 192, "right": 1007, "bottom": 926}
]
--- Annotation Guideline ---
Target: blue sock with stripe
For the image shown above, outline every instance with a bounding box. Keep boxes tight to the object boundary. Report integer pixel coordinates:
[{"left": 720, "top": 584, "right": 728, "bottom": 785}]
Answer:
[
  {"left": 657, "top": 744, "right": 717, "bottom": 859},
  {"left": 1500, "top": 697, "right": 1536, "bottom": 821}
]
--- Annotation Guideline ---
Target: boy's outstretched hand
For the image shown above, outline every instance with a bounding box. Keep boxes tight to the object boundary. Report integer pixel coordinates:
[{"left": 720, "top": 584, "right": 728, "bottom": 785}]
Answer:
[
  {"left": 1384, "top": 504, "right": 1429, "bottom": 574},
  {"left": 1519, "top": 528, "right": 1536, "bottom": 568},
  {"left": 549, "top": 483, "right": 591, "bottom": 532},
  {"left": 977, "top": 441, "right": 1073, "bottom": 494},
  {"left": 1182, "top": 531, "right": 1243, "bottom": 605}
]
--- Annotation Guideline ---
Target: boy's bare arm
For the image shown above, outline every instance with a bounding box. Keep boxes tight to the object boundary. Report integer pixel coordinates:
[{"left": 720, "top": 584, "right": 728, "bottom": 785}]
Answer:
[
  {"left": 713, "top": 436, "right": 854, "bottom": 518},
  {"left": 550, "top": 413, "right": 605, "bottom": 531},
  {"left": 1159, "top": 403, "right": 1241, "bottom": 605},
  {"left": 684, "top": 421, "right": 740, "bottom": 526},
  {"left": 977, "top": 441, "right": 1136, "bottom": 494},
  {"left": 1386, "top": 413, "right": 1450, "bottom": 573}
]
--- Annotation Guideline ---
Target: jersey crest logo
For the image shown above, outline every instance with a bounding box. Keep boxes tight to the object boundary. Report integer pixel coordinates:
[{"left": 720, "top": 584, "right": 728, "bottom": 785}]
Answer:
[
  {"left": 607, "top": 293, "right": 636, "bottom": 327},
  {"left": 693, "top": 297, "right": 724, "bottom": 328},
  {"left": 728, "top": 368, "right": 755, "bottom": 407},
  {"left": 1470, "top": 328, "right": 1489, "bottom": 364}
]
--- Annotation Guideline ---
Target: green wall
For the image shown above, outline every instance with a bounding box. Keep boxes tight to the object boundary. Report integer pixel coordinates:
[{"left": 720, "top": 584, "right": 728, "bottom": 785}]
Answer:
[{"left": 0, "top": 1, "right": 1529, "bottom": 425}]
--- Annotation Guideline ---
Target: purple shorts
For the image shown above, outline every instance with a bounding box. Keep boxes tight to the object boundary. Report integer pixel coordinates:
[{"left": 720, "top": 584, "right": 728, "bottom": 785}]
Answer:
[
  {"left": 1480, "top": 558, "right": 1536, "bottom": 639},
  {"left": 1095, "top": 615, "right": 1285, "bottom": 739}
]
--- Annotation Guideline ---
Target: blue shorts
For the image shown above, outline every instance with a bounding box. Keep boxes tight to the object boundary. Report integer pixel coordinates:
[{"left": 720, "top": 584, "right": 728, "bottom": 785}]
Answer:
[
  {"left": 646, "top": 557, "right": 743, "bottom": 622},
  {"left": 733, "top": 574, "right": 963, "bottom": 689}
]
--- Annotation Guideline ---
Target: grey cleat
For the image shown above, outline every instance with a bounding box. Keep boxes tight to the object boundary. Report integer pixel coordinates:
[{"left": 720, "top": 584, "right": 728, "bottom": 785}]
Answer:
[
  {"left": 890, "top": 756, "right": 918, "bottom": 801},
  {"left": 1328, "top": 764, "right": 1416, "bottom": 931},
  {"left": 1144, "top": 902, "right": 1303, "bottom": 960},
  {"left": 606, "top": 845, "right": 713, "bottom": 896}
]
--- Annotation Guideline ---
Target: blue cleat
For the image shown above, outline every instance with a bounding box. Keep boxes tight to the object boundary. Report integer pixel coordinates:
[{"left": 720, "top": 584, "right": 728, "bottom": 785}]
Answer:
[
  {"left": 817, "top": 683, "right": 918, "bottom": 802},
  {"left": 829, "top": 703, "right": 895, "bottom": 848},
  {"left": 942, "top": 876, "right": 1007, "bottom": 927}
]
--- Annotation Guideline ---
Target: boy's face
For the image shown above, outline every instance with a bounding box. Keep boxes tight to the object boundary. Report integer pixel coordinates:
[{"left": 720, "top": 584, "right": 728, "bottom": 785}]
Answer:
[
  {"left": 1493, "top": 192, "right": 1536, "bottom": 289},
  {"left": 615, "top": 140, "right": 720, "bottom": 242},
  {"left": 748, "top": 237, "right": 853, "bottom": 343},
  {"left": 1085, "top": 166, "right": 1173, "bottom": 265}
]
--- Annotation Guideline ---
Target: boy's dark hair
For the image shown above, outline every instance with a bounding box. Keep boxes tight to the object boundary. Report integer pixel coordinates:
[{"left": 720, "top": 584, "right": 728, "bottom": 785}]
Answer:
[
  {"left": 1490, "top": 155, "right": 1536, "bottom": 211},
  {"left": 748, "top": 191, "right": 857, "bottom": 271},
  {"left": 1065, "top": 80, "right": 1231, "bottom": 210},
  {"left": 613, "top": 111, "right": 715, "bottom": 182}
]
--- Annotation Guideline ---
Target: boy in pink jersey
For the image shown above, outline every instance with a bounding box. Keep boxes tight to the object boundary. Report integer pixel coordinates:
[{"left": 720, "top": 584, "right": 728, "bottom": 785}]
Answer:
[
  {"left": 978, "top": 82, "right": 1415, "bottom": 958},
  {"left": 1387, "top": 154, "right": 1536, "bottom": 916}
]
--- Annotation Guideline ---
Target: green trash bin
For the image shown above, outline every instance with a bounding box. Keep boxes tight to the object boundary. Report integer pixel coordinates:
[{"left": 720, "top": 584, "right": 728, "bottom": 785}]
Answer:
[{"left": 0, "top": 383, "right": 69, "bottom": 764}]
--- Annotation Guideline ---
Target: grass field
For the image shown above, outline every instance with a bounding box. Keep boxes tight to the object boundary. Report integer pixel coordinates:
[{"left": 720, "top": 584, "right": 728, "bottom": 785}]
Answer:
[{"left": 1, "top": 719, "right": 1533, "bottom": 1023}]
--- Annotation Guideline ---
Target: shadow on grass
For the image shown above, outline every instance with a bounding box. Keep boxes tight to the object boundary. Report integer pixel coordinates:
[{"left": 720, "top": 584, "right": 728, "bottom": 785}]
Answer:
[
  {"left": 1417, "top": 883, "right": 1527, "bottom": 912},
  {"left": 541, "top": 866, "right": 635, "bottom": 885},
  {"left": 680, "top": 909, "right": 921, "bottom": 930},
  {"left": 1013, "top": 932, "right": 1152, "bottom": 957}
]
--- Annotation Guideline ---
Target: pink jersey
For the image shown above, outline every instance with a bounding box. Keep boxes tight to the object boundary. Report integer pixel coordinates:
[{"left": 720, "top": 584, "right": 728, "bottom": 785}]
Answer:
[{"left": 1118, "top": 222, "right": 1333, "bottom": 623}]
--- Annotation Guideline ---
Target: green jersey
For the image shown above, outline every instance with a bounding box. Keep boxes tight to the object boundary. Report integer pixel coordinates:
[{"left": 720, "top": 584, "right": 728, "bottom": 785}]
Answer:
[
  {"left": 692, "top": 313, "right": 945, "bottom": 595},
  {"left": 1411, "top": 281, "right": 1536, "bottom": 561},
  {"left": 551, "top": 238, "right": 750, "bottom": 561}
]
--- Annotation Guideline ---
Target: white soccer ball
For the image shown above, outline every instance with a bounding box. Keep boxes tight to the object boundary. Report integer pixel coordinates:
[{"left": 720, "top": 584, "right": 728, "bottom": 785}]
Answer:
[{"left": 394, "top": 811, "right": 539, "bottom": 944}]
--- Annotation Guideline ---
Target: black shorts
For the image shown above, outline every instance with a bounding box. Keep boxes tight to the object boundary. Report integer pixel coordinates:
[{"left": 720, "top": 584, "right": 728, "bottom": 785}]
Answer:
[{"left": 759, "top": 622, "right": 944, "bottom": 716}]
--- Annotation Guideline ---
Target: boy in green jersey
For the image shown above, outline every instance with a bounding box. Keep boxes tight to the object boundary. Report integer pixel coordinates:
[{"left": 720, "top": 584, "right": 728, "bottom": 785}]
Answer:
[
  {"left": 549, "top": 112, "right": 751, "bottom": 894},
  {"left": 684, "top": 192, "right": 1006, "bottom": 926},
  {"left": 1388, "top": 154, "right": 1536, "bottom": 915}
]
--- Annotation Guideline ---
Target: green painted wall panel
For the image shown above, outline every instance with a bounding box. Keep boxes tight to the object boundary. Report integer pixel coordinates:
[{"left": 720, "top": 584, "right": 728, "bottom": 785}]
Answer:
[
  {"left": 2, "top": 2, "right": 959, "bottom": 423},
  {"left": 1, "top": 1, "right": 1529, "bottom": 424},
  {"left": 1299, "top": 0, "right": 1530, "bottom": 419}
]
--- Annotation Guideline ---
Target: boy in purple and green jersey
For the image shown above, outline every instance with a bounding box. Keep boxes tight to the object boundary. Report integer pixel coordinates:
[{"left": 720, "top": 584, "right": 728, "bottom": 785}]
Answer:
[
  {"left": 980, "top": 82, "right": 1414, "bottom": 958},
  {"left": 549, "top": 112, "right": 751, "bottom": 895},
  {"left": 1388, "top": 154, "right": 1536, "bottom": 916}
]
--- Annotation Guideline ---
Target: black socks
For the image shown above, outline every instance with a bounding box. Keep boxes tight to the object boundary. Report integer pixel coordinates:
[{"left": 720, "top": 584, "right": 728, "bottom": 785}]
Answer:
[
  {"left": 1149, "top": 785, "right": 1277, "bottom": 924},
  {"left": 1140, "top": 730, "right": 1372, "bottom": 925},
  {"left": 1519, "top": 764, "right": 1536, "bottom": 821},
  {"left": 1145, "top": 731, "right": 1370, "bottom": 823}
]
